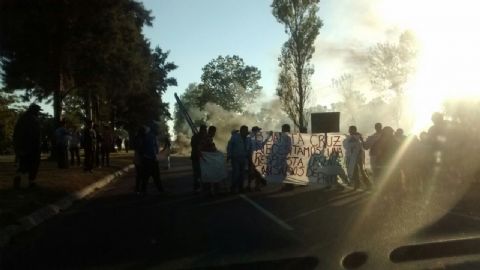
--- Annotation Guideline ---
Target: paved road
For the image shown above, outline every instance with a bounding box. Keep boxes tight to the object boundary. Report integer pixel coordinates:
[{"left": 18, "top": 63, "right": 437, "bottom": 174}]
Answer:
[{"left": 2, "top": 156, "right": 480, "bottom": 269}]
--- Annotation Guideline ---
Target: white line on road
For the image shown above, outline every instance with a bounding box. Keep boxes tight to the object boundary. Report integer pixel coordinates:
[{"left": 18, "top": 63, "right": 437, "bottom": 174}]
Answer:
[{"left": 239, "top": 194, "right": 294, "bottom": 231}]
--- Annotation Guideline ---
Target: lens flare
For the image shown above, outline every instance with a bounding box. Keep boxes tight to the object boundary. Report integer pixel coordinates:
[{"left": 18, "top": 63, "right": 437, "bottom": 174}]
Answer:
[{"left": 378, "top": 0, "right": 480, "bottom": 132}]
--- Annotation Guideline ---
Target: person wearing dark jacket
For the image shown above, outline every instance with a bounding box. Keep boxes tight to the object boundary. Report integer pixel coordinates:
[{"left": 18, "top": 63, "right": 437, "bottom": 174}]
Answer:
[
  {"left": 376, "top": 126, "right": 400, "bottom": 181},
  {"left": 138, "top": 125, "right": 164, "bottom": 194},
  {"left": 83, "top": 120, "right": 96, "bottom": 172},
  {"left": 13, "top": 103, "right": 42, "bottom": 189},
  {"left": 54, "top": 120, "right": 69, "bottom": 169}
]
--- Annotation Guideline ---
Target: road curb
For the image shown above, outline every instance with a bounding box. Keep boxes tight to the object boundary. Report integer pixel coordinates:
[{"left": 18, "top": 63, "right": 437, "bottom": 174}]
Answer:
[{"left": 0, "top": 164, "right": 134, "bottom": 248}]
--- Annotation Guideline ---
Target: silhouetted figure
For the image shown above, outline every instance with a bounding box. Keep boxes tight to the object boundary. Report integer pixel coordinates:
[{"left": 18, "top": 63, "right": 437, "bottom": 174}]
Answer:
[
  {"left": 190, "top": 125, "right": 207, "bottom": 192},
  {"left": 344, "top": 125, "right": 371, "bottom": 190},
  {"left": 201, "top": 126, "right": 217, "bottom": 152},
  {"left": 139, "top": 124, "right": 163, "bottom": 194},
  {"left": 124, "top": 137, "right": 129, "bottom": 153},
  {"left": 395, "top": 128, "right": 407, "bottom": 143},
  {"left": 162, "top": 136, "right": 172, "bottom": 169},
  {"left": 13, "top": 103, "right": 42, "bottom": 189},
  {"left": 133, "top": 126, "right": 145, "bottom": 194},
  {"left": 363, "top": 123, "right": 382, "bottom": 181},
  {"left": 376, "top": 126, "right": 400, "bottom": 182},
  {"left": 201, "top": 126, "right": 219, "bottom": 195},
  {"left": 41, "top": 137, "right": 50, "bottom": 154},
  {"left": 55, "top": 120, "right": 69, "bottom": 169},
  {"left": 83, "top": 120, "right": 96, "bottom": 172},
  {"left": 94, "top": 124, "right": 102, "bottom": 168},
  {"left": 69, "top": 128, "right": 81, "bottom": 166},
  {"left": 101, "top": 124, "right": 114, "bottom": 167},
  {"left": 278, "top": 124, "right": 294, "bottom": 191},
  {"left": 116, "top": 136, "right": 123, "bottom": 152},
  {"left": 227, "top": 125, "right": 251, "bottom": 193}
]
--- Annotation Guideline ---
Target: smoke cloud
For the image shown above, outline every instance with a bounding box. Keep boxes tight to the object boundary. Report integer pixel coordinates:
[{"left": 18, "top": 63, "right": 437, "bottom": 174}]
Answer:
[{"left": 174, "top": 99, "right": 292, "bottom": 154}]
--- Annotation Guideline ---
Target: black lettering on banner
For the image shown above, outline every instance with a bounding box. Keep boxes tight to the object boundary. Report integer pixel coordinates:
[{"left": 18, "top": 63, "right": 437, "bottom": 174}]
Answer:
[
  {"left": 297, "top": 134, "right": 305, "bottom": 145},
  {"left": 297, "top": 146, "right": 305, "bottom": 156},
  {"left": 319, "top": 134, "right": 325, "bottom": 146},
  {"left": 333, "top": 135, "right": 341, "bottom": 147},
  {"left": 254, "top": 132, "right": 345, "bottom": 180}
]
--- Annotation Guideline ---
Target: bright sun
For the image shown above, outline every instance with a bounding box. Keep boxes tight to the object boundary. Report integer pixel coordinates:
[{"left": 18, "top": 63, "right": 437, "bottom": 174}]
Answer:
[{"left": 378, "top": 0, "right": 480, "bottom": 132}]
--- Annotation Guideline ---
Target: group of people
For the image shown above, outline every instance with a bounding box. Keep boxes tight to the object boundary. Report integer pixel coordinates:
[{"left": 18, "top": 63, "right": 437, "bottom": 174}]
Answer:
[
  {"left": 343, "top": 113, "right": 453, "bottom": 194},
  {"left": 11, "top": 103, "right": 130, "bottom": 189},
  {"left": 190, "top": 123, "right": 278, "bottom": 195}
]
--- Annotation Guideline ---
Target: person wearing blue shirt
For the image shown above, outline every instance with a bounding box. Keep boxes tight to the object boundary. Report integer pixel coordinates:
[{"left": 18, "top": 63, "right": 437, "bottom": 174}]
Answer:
[
  {"left": 138, "top": 125, "right": 164, "bottom": 194},
  {"left": 227, "top": 125, "right": 251, "bottom": 193}
]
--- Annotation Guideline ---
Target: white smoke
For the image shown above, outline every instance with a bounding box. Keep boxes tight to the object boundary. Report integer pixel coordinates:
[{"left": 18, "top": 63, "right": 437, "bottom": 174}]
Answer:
[{"left": 173, "top": 99, "right": 292, "bottom": 155}]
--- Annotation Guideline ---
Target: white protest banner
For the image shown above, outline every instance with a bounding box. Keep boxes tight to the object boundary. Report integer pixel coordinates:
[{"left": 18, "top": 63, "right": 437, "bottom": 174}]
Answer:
[
  {"left": 251, "top": 132, "right": 347, "bottom": 185},
  {"left": 200, "top": 151, "right": 227, "bottom": 183}
]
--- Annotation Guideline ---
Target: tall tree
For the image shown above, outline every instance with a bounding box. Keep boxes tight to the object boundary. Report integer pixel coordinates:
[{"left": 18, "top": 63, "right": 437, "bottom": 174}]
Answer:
[
  {"left": 197, "top": 55, "right": 262, "bottom": 112},
  {"left": 368, "top": 30, "right": 417, "bottom": 125},
  {"left": 272, "top": 0, "right": 322, "bottom": 131}
]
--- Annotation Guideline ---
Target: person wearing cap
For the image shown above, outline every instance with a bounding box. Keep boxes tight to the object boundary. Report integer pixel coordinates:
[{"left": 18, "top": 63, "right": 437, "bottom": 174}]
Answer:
[
  {"left": 12, "top": 103, "right": 42, "bottom": 188},
  {"left": 247, "top": 126, "right": 272, "bottom": 191}
]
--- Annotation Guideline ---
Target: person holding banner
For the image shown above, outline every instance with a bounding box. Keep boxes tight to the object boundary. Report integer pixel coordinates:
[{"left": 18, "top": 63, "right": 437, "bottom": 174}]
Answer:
[
  {"left": 199, "top": 126, "right": 223, "bottom": 196},
  {"left": 227, "top": 125, "right": 251, "bottom": 193},
  {"left": 278, "top": 124, "right": 295, "bottom": 191},
  {"left": 248, "top": 126, "right": 272, "bottom": 191},
  {"left": 191, "top": 125, "right": 207, "bottom": 193},
  {"left": 343, "top": 126, "right": 372, "bottom": 190}
]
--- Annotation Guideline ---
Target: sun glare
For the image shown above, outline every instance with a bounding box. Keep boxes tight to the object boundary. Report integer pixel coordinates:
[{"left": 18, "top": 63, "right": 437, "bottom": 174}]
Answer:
[{"left": 378, "top": 0, "right": 480, "bottom": 132}]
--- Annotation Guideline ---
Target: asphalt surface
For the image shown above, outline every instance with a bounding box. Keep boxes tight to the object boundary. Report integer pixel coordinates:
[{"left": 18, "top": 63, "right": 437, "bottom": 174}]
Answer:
[{"left": 2, "top": 156, "right": 480, "bottom": 269}]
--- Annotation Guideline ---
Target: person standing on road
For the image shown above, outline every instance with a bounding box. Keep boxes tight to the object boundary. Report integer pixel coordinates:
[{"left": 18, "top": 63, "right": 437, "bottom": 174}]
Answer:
[
  {"left": 94, "top": 124, "right": 102, "bottom": 168},
  {"left": 344, "top": 125, "right": 372, "bottom": 190},
  {"left": 278, "top": 124, "right": 294, "bottom": 191},
  {"left": 101, "top": 124, "right": 114, "bottom": 167},
  {"left": 54, "top": 120, "right": 69, "bottom": 169},
  {"left": 200, "top": 126, "right": 220, "bottom": 195},
  {"left": 376, "top": 126, "right": 400, "bottom": 184},
  {"left": 227, "top": 125, "right": 251, "bottom": 193},
  {"left": 69, "top": 127, "right": 81, "bottom": 166},
  {"left": 12, "top": 103, "right": 42, "bottom": 189},
  {"left": 138, "top": 124, "right": 164, "bottom": 194},
  {"left": 162, "top": 136, "right": 172, "bottom": 170},
  {"left": 247, "top": 126, "right": 272, "bottom": 191},
  {"left": 133, "top": 126, "right": 145, "bottom": 194},
  {"left": 190, "top": 125, "right": 207, "bottom": 193},
  {"left": 363, "top": 123, "right": 382, "bottom": 182},
  {"left": 83, "top": 120, "right": 96, "bottom": 173}
]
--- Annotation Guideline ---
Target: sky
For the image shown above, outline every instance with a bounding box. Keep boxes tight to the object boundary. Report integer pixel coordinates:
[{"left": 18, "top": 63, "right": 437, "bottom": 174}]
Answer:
[{"left": 140, "top": 0, "right": 402, "bottom": 116}]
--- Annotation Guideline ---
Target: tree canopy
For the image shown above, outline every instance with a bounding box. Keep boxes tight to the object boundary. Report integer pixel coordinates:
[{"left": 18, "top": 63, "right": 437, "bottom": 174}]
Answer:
[
  {"left": 0, "top": 0, "right": 176, "bottom": 140},
  {"left": 197, "top": 55, "right": 262, "bottom": 112}
]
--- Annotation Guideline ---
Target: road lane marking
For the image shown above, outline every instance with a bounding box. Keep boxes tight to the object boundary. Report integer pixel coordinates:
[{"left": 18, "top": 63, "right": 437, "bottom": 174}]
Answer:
[
  {"left": 239, "top": 194, "right": 294, "bottom": 231},
  {"left": 286, "top": 192, "right": 369, "bottom": 221}
]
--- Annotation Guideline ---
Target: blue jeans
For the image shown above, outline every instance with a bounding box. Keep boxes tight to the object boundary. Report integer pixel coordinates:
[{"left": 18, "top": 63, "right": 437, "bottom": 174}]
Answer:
[{"left": 231, "top": 158, "right": 247, "bottom": 192}]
